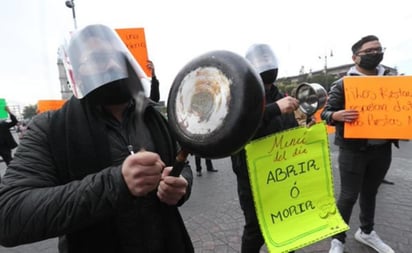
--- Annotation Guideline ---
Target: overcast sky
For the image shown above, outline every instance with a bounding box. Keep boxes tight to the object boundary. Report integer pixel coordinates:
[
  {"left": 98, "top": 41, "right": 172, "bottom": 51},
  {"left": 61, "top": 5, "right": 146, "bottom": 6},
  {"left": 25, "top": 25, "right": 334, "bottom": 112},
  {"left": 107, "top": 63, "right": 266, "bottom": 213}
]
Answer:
[{"left": 1, "top": 0, "right": 412, "bottom": 106}]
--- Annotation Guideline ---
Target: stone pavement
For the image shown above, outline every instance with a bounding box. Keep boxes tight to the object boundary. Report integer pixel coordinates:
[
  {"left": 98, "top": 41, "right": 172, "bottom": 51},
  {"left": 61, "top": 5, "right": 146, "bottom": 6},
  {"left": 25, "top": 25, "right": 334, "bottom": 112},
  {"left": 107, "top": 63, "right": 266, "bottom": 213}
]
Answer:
[{"left": 0, "top": 134, "right": 411, "bottom": 253}]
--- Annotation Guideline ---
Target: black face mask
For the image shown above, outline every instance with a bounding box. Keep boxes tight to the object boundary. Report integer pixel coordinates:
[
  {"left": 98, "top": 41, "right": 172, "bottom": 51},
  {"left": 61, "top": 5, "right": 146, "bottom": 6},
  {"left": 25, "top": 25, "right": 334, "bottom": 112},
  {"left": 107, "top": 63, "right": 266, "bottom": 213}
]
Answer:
[
  {"left": 358, "top": 53, "right": 384, "bottom": 70},
  {"left": 260, "top": 69, "right": 278, "bottom": 84},
  {"left": 87, "top": 78, "right": 132, "bottom": 105}
]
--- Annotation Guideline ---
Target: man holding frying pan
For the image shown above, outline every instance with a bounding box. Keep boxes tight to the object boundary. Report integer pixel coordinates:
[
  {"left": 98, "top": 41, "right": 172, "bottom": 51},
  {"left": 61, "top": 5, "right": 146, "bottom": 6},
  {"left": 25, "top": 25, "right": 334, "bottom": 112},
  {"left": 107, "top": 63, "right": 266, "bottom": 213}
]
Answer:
[{"left": 0, "top": 24, "right": 194, "bottom": 253}]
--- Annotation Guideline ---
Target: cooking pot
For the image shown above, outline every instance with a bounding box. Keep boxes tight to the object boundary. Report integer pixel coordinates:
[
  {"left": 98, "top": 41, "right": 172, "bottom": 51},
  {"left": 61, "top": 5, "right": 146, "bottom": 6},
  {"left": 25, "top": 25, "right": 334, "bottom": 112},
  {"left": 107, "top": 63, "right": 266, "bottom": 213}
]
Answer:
[
  {"left": 167, "top": 50, "right": 265, "bottom": 160},
  {"left": 295, "top": 82, "right": 328, "bottom": 116}
]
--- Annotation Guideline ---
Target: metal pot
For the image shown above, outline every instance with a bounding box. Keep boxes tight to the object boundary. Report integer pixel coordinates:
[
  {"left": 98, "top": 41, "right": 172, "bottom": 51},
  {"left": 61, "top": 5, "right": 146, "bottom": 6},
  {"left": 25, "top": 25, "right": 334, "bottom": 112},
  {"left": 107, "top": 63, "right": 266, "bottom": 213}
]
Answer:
[{"left": 295, "top": 82, "right": 328, "bottom": 116}]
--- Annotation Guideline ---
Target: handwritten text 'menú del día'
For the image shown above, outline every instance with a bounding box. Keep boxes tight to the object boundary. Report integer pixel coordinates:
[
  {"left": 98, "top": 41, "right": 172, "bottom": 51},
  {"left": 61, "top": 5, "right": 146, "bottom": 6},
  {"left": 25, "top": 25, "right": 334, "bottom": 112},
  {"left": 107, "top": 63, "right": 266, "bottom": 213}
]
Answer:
[
  {"left": 268, "top": 132, "right": 307, "bottom": 153},
  {"left": 268, "top": 132, "right": 308, "bottom": 162}
]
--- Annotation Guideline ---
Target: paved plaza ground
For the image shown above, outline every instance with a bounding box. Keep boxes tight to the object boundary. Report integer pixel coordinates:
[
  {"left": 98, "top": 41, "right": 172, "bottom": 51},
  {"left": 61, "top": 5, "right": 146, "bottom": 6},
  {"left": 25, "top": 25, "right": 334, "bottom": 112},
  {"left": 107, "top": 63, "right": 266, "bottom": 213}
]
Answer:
[{"left": 0, "top": 133, "right": 411, "bottom": 253}]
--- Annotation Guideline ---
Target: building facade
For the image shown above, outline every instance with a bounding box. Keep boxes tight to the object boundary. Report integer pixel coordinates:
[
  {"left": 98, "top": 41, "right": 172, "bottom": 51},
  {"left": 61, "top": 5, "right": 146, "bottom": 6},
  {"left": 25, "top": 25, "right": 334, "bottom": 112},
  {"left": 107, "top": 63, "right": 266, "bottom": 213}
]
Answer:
[
  {"left": 57, "top": 48, "right": 73, "bottom": 100},
  {"left": 277, "top": 63, "right": 398, "bottom": 92}
]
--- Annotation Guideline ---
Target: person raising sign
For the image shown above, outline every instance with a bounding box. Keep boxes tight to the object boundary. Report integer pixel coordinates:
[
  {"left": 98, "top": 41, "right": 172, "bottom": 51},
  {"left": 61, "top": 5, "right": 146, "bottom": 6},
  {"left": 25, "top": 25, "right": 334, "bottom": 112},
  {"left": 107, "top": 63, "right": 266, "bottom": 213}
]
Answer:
[{"left": 321, "top": 35, "right": 398, "bottom": 253}]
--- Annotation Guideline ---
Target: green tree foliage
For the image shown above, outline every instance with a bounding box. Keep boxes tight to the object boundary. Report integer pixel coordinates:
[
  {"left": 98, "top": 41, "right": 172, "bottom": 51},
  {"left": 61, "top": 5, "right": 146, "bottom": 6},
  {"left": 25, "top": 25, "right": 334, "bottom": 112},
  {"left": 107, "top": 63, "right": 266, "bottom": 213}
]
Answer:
[
  {"left": 309, "top": 74, "right": 338, "bottom": 91},
  {"left": 278, "top": 73, "right": 340, "bottom": 93},
  {"left": 22, "top": 104, "right": 37, "bottom": 119}
]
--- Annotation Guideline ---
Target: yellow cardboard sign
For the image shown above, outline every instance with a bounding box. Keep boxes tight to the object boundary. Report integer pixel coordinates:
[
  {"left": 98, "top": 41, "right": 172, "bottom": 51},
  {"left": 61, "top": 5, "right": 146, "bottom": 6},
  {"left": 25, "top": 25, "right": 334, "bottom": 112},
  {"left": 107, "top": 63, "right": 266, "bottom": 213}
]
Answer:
[
  {"left": 343, "top": 75, "right": 412, "bottom": 139},
  {"left": 245, "top": 123, "right": 348, "bottom": 253}
]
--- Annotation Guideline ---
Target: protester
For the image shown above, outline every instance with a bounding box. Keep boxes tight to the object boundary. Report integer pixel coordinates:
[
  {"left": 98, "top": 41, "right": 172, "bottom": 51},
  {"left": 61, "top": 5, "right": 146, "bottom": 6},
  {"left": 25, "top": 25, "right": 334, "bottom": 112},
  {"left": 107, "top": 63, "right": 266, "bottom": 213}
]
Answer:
[
  {"left": 321, "top": 35, "right": 397, "bottom": 253},
  {"left": 194, "top": 155, "right": 217, "bottom": 176},
  {"left": 0, "top": 24, "right": 194, "bottom": 253},
  {"left": 0, "top": 106, "right": 18, "bottom": 167},
  {"left": 230, "top": 43, "right": 299, "bottom": 253},
  {"left": 147, "top": 59, "right": 160, "bottom": 102}
]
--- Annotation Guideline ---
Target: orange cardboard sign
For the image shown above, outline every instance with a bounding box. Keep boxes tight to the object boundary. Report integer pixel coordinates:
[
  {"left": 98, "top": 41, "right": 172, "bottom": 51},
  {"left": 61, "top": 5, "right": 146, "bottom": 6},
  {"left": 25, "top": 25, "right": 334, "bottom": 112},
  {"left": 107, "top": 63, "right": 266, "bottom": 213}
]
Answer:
[
  {"left": 115, "top": 28, "right": 150, "bottom": 77},
  {"left": 343, "top": 75, "right": 412, "bottom": 139},
  {"left": 37, "top": 100, "right": 66, "bottom": 114}
]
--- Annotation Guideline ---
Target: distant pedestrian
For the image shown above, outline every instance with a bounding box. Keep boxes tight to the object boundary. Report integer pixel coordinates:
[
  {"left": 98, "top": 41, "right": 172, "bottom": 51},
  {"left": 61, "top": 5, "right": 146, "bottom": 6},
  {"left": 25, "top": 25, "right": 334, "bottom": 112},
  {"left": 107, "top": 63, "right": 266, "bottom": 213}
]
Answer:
[
  {"left": 195, "top": 155, "right": 217, "bottom": 176},
  {"left": 0, "top": 106, "right": 18, "bottom": 166},
  {"left": 147, "top": 60, "right": 160, "bottom": 102}
]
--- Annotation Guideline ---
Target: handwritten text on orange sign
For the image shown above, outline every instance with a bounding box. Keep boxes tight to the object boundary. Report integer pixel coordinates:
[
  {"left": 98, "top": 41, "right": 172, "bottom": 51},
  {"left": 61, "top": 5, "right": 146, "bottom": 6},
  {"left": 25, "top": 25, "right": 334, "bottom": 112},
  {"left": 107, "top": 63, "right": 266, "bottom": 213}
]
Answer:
[{"left": 344, "top": 76, "right": 412, "bottom": 139}]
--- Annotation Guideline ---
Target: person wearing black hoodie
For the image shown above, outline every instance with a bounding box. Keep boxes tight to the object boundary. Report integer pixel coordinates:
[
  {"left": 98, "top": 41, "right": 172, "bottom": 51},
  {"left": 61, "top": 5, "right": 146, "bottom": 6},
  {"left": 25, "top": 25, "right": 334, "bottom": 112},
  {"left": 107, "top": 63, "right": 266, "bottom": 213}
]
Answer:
[
  {"left": 0, "top": 24, "right": 194, "bottom": 253},
  {"left": 230, "top": 44, "right": 299, "bottom": 253}
]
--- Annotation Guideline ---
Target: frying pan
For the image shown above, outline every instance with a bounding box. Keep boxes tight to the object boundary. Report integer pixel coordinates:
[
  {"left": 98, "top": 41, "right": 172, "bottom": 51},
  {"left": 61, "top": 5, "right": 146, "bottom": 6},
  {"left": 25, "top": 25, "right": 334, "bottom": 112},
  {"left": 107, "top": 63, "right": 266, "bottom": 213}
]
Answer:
[{"left": 167, "top": 50, "right": 265, "bottom": 175}]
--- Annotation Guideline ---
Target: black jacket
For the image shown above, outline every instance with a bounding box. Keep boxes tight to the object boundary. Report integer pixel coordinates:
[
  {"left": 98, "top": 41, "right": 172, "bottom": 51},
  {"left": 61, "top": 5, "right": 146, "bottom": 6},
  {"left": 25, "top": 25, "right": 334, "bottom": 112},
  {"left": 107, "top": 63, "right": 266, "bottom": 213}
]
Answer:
[
  {"left": 0, "top": 97, "right": 194, "bottom": 253},
  {"left": 150, "top": 76, "right": 160, "bottom": 102},
  {"left": 0, "top": 112, "right": 18, "bottom": 151},
  {"left": 320, "top": 67, "right": 399, "bottom": 150},
  {"left": 231, "top": 85, "right": 298, "bottom": 176}
]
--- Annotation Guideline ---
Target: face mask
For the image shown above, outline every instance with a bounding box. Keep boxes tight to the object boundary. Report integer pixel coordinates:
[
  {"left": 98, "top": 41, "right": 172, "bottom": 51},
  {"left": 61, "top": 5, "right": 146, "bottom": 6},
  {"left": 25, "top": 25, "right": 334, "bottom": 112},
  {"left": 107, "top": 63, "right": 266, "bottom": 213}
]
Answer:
[
  {"left": 87, "top": 78, "right": 132, "bottom": 105},
  {"left": 260, "top": 69, "right": 278, "bottom": 84},
  {"left": 358, "top": 53, "right": 383, "bottom": 70}
]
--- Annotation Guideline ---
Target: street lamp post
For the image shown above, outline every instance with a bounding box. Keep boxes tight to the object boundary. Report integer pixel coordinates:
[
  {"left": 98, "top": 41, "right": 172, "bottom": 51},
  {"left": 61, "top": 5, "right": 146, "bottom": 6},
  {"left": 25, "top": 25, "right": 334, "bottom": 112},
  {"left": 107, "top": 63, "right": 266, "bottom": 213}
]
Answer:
[
  {"left": 65, "top": 0, "right": 77, "bottom": 30},
  {"left": 318, "top": 50, "right": 333, "bottom": 89}
]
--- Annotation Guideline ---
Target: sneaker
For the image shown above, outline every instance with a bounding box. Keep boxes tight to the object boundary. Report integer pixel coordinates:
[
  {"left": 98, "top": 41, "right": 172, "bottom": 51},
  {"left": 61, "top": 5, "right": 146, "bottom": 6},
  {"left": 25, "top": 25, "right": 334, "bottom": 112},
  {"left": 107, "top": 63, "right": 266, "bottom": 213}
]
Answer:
[
  {"left": 196, "top": 171, "right": 202, "bottom": 177},
  {"left": 354, "top": 229, "right": 394, "bottom": 253},
  {"left": 329, "top": 239, "right": 344, "bottom": 253}
]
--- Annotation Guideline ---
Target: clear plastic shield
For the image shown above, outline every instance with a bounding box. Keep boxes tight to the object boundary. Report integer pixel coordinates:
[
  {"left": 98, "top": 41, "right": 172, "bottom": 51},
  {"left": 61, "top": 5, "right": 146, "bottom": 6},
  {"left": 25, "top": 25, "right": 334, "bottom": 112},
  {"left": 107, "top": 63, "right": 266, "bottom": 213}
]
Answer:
[
  {"left": 67, "top": 24, "right": 148, "bottom": 99},
  {"left": 245, "top": 44, "right": 279, "bottom": 74}
]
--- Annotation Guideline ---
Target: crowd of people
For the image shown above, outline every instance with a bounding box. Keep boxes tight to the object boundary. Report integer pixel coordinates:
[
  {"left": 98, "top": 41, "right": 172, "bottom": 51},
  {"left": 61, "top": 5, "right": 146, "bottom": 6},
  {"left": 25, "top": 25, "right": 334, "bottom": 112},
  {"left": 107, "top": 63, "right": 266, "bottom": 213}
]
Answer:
[{"left": 0, "top": 24, "right": 399, "bottom": 253}]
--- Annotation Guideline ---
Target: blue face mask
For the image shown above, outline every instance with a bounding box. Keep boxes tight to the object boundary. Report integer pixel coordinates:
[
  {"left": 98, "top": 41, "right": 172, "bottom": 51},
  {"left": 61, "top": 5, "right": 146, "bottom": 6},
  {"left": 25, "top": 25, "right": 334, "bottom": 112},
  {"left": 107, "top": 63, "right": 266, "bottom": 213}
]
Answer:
[{"left": 359, "top": 53, "right": 384, "bottom": 70}]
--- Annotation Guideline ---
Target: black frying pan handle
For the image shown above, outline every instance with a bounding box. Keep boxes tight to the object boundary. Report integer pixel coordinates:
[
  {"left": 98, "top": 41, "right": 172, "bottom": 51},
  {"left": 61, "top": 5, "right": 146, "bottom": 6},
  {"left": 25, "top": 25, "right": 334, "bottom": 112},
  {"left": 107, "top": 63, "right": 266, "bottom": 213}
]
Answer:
[{"left": 169, "top": 149, "right": 190, "bottom": 177}]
